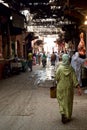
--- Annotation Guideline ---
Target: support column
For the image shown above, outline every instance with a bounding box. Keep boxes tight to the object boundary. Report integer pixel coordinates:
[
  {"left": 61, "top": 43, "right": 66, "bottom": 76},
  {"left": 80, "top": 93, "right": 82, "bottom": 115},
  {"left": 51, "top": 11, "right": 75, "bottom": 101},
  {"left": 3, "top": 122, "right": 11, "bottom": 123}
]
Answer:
[
  {"left": 7, "top": 23, "right": 11, "bottom": 58},
  {"left": 0, "top": 35, "right": 3, "bottom": 58}
]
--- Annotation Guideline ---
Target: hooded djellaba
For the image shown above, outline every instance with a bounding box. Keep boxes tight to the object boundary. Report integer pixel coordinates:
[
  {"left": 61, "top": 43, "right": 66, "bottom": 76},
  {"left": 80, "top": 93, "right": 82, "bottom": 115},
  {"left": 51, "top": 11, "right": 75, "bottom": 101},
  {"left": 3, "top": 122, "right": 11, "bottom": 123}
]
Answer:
[{"left": 55, "top": 54, "right": 82, "bottom": 124}]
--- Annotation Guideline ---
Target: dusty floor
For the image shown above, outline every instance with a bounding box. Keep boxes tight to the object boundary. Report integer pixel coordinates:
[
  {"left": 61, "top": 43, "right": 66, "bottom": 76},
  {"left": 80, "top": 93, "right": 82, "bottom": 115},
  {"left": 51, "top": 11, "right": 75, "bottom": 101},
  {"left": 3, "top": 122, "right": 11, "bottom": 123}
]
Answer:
[{"left": 0, "top": 64, "right": 87, "bottom": 130}]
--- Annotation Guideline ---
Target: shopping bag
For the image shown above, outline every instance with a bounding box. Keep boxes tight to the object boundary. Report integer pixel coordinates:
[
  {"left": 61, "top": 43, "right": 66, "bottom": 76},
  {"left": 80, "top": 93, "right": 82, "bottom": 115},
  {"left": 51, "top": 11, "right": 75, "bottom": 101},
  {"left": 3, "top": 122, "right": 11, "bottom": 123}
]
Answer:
[{"left": 50, "top": 86, "right": 56, "bottom": 98}]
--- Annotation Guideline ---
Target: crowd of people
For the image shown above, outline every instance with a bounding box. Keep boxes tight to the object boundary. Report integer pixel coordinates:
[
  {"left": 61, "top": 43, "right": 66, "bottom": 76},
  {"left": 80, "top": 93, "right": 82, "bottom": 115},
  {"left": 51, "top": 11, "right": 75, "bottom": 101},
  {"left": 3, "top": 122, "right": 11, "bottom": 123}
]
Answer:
[
  {"left": 27, "top": 50, "right": 60, "bottom": 71},
  {"left": 27, "top": 33, "right": 87, "bottom": 124},
  {"left": 27, "top": 47, "right": 87, "bottom": 124},
  {"left": 26, "top": 32, "right": 87, "bottom": 124}
]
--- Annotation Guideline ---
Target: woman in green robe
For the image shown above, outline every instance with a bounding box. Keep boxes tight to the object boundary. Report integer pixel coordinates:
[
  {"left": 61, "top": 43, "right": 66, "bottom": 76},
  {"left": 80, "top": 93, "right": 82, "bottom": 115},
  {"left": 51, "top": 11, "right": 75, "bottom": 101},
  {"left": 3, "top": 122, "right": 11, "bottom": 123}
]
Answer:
[{"left": 55, "top": 54, "right": 82, "bottom": 124}]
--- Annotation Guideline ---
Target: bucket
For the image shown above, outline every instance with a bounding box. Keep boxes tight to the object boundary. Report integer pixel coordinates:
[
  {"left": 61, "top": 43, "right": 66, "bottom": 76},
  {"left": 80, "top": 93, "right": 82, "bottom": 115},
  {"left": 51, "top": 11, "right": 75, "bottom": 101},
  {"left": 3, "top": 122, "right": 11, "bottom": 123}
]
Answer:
[{"left": 50, "top": 86, "right": 56, "bottom": 98}]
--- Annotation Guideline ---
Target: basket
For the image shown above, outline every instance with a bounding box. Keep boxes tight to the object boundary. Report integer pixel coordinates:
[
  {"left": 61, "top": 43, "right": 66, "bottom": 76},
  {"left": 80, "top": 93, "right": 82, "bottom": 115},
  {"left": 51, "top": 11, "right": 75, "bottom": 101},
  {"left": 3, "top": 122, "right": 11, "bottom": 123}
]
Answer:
[{"left": 50, "top": 86, "right": 56, "bottom": 98}]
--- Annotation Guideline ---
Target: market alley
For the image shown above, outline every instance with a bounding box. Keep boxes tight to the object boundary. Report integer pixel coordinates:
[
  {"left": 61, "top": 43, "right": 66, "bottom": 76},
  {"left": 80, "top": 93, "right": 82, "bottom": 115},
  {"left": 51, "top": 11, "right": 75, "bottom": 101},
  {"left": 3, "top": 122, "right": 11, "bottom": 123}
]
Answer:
[{"left": 0, "top": 64, "right": 87, "bottom": 130}]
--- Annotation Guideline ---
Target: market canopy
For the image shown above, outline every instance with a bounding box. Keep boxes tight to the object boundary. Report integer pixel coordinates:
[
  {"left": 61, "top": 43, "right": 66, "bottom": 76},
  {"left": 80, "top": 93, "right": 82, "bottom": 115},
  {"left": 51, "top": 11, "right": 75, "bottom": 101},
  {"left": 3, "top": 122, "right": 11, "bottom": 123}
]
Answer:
[{"left": 2, "top": 0, "right": 86, "bottom": 26}]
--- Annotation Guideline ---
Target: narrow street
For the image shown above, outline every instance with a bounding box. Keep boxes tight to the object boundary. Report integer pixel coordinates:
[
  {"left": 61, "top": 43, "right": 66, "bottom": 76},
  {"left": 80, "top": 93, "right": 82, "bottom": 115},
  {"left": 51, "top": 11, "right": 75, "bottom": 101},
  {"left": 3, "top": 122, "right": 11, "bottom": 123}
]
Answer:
[{"left": 0, "top": 64, "right": 87, "bottom": 130}]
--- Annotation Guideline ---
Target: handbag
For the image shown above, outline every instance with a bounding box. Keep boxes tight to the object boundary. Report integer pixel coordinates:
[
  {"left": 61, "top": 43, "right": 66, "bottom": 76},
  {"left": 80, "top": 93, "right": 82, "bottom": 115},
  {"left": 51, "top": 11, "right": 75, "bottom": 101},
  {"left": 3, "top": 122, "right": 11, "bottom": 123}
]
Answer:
[{"left": 50, "top": 81, "right": 57, "bottom": 98}]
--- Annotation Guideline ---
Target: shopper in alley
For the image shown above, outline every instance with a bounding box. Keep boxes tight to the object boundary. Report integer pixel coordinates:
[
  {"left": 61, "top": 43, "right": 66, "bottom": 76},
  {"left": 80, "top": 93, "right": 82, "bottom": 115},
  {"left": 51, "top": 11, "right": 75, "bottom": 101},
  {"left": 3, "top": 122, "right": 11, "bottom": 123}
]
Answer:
[
  {"left": 71, "top": 52, "right": 85, "bottom": 88},
  {"left": 55, "top": 54, "right": 82, "bottom": 124}
]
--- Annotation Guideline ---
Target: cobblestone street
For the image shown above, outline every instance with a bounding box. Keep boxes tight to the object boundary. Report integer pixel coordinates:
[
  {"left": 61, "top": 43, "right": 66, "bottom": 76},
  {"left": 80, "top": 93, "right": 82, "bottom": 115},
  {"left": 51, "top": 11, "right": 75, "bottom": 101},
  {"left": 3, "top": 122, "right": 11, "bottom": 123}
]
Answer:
[{"left": 0, "top": 64, "right": 87, "bottom": 130}]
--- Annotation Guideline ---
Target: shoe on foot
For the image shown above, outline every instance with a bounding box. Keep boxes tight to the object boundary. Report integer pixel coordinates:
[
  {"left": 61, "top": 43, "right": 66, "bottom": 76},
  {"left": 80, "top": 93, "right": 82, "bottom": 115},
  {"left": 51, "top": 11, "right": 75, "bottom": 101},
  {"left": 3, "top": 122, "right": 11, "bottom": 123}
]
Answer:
[{"left": 61, "top": 114, "right": 70, "bottom": 124}]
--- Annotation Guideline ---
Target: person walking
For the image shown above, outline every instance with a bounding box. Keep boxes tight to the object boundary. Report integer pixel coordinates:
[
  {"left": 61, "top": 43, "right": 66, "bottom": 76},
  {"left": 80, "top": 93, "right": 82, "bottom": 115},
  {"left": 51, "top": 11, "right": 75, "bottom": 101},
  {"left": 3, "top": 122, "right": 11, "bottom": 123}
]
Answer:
[
  {"left": 55, "top": 54, "right": 82, "bottom": 124},
  {"left": 51, "top": 52, "right": 56, "bottom": 66},
  {"left": 42, "top": 52, "right": 47, "bottom": 67},
  {"left": 28, "top": 52, "right": 33, "bottom": 71},
  {"left": 71, "top": 52, "right": 85, "bottom": 87}
]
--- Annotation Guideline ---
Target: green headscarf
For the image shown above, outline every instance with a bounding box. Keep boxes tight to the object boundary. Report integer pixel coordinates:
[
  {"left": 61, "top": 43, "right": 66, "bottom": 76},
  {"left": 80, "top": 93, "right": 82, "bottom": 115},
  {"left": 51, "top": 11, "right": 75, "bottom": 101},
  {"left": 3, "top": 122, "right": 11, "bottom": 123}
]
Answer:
[{"left": 62, "top": 54, "right": 70, "bottom": 66}]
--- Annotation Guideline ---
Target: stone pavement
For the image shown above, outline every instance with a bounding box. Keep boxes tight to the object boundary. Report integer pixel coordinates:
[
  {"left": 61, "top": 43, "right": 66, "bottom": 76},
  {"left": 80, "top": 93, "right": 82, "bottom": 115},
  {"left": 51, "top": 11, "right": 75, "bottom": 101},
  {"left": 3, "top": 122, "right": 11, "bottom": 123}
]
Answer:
[{"left": 0, "top": 64, "right": 87, "bottom": 130}]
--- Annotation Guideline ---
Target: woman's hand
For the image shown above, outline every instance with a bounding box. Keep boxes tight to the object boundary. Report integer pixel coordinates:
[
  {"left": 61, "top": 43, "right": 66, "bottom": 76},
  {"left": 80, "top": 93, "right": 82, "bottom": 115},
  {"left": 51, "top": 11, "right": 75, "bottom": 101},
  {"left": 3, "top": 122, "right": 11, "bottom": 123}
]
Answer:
[{"left": 77, "top": 87, "right": 82, "bottom": 96}]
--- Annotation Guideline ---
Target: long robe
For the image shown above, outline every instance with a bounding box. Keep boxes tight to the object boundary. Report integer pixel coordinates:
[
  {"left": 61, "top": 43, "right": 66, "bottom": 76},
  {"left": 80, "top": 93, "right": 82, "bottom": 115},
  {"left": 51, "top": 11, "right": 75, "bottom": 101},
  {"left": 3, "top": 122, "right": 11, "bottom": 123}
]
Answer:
[
  {"left": 71, "top": 52, "right": 85, "bottom": 87},
  {"left": 55, "top": 64, "right": 79, "bottom": 119}
]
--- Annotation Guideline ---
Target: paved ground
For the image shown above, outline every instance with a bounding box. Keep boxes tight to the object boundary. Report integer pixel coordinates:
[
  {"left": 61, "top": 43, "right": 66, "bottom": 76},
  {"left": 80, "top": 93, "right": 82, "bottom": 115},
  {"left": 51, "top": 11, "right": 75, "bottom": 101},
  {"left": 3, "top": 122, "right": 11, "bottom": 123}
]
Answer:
[{"left": 0, "top": 64, "right": 87, "bottom": 130}]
